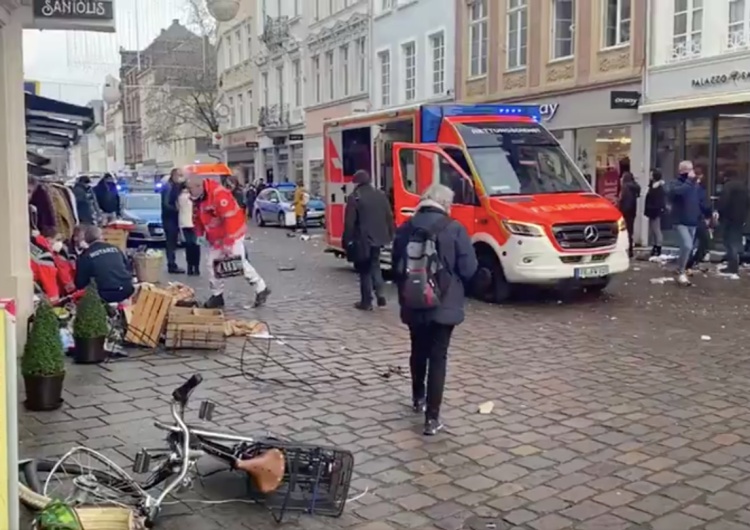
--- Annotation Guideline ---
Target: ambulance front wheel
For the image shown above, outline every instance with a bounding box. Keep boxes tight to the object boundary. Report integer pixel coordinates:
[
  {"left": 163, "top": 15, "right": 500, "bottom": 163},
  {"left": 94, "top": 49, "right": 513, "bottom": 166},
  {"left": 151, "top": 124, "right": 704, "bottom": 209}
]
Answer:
[{"left": 475, "top": 250, "right": 513, "bottom": 304}]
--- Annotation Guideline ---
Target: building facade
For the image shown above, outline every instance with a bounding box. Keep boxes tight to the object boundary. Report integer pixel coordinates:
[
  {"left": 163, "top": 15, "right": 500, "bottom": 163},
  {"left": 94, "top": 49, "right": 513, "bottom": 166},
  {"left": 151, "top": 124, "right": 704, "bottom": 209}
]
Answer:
[
  {"left": 217, "top": 0, "right": 257, "bottom": 182},
  {"left": 455, "top": 0, "right": 647, "bottom": 212},
  {"left": 371, "top": 0, "right": 455, "bottom": 111},
  {"left": 302, "top": 0, "right": 369, "bottom": 196},
  {"left": 641, "top": 0, "right": 750, "bottom": 224}
]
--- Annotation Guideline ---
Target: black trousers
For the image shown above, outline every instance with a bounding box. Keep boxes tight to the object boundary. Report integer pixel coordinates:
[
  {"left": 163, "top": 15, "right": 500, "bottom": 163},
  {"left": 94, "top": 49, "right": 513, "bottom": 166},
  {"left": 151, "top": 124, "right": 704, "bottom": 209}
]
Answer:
[
  {"left": 686, "top": 221, "right": 711, "bottom": 270},
  {"left": 163, "top": 220, "right": 179, "bottom": 269},
  {"left": 624, "top": 213, "right": 635, "bottom": 255},
  {"left": 181, "top": 227, "right": 200, "bottom": 271},
  {"left": 355, "top": 246, "right": 383, "bottom": 306},
  {"left": 99, "top": 284, "right": 135, "bottom": 304},
  {"left": 409, "top": 323, "right": 454, "bottom": 420}
]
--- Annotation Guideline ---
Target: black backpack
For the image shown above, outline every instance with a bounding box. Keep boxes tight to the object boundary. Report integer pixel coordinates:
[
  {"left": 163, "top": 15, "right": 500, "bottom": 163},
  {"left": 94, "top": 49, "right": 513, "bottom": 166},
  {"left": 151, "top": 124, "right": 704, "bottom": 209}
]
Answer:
[{"left": 398, "top": 216, "right": 453, "bottom": 310}]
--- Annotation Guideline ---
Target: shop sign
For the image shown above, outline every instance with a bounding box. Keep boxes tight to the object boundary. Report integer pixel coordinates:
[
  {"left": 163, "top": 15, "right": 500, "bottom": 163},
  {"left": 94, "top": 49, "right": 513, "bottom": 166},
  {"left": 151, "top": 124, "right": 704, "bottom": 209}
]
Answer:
[
  {"left": 245, "top": 141, "right": 259, "bottom": 148},
  {"left": 538, "top": 103, "right": 559, "bottom": 121},
  {"left": 691, "top": 70, "right": 750, "bottom": 88},
  {"left": 33, "top": 0, "right": 114, "bottom": 20},
  {"left": 610, "top": 90, "right": 640, "bottom": 109},
  {"left": 288, "top": 134, "right": 304, "bottom": 142}
]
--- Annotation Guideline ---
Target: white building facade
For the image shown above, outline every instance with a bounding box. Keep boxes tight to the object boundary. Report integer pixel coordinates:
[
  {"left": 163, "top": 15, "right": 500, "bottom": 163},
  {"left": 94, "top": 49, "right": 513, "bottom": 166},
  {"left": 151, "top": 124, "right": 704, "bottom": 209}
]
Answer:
[
  {"left": 370, "top": 0, "right": 454, "bottom": 111},
  {"left": 302, "top": 0, "right": 370, "bottom": 196},
  {"left": 640, "top": 0, "right": 750, "bottom": 245}
]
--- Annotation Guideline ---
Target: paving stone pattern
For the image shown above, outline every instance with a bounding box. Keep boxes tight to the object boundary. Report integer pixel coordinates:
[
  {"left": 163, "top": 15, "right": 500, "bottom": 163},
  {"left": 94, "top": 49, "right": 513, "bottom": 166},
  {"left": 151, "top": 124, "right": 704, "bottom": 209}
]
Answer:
[{"left": 18, "top": 227, "right": 750, "bottom": 530}]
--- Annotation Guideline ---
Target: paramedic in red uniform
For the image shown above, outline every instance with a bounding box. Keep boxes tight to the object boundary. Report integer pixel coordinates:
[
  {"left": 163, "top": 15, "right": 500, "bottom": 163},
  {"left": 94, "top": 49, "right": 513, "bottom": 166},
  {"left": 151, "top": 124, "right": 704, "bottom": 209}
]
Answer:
[{"left": 187, "top": 174, "right": 270, "bottom": 309}]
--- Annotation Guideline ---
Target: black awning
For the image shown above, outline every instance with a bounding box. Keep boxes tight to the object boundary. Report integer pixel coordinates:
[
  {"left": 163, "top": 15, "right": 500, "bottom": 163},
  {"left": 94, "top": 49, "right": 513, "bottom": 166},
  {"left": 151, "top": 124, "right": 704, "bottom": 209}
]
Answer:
[
  {"left": 27, "top": 163, "right": 55, "bottom": 177},
  {"left": 26, "top": 151, "right": 51, "bottom": 166},
  {"left": 25, "top": 93, "right": 95, "bottom": 149}
]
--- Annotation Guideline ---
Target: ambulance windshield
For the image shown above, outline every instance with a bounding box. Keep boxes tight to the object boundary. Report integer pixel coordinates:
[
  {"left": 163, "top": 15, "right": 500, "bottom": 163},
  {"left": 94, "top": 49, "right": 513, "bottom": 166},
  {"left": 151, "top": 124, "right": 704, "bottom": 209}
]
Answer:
[{"left": 455, "top": 122, "right": 592, "bottom": 196}]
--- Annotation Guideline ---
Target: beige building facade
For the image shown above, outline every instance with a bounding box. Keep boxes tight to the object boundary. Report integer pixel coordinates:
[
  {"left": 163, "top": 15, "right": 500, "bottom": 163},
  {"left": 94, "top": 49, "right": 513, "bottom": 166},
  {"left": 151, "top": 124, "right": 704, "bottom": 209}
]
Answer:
[{"left": 455, "top": 0, "right": 648, "bottom": 219}]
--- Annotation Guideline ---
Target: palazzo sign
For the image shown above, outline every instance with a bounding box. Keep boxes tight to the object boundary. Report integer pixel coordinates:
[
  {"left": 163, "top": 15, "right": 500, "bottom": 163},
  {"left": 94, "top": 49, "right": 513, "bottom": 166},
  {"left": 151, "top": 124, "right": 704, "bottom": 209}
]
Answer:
[
  {"left": 30, "top": 0, "right": 115, "bottom": 32},
  {"left": 691, "top": 70, "right": 750, "bottom": 88}
]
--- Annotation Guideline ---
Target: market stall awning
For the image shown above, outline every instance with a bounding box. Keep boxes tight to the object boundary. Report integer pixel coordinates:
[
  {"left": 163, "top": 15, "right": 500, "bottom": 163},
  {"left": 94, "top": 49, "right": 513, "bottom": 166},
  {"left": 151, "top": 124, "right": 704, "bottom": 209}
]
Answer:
[{"left": 25, "top": 93, "right": 95, "bottom": 149}]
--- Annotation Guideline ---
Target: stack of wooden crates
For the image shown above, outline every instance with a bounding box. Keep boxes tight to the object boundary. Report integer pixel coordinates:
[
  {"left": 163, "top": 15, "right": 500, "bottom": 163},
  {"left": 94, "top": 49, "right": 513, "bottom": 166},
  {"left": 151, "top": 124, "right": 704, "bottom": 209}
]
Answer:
[{"left": 124, "top": 285, "right": 225, "bottom": 350}]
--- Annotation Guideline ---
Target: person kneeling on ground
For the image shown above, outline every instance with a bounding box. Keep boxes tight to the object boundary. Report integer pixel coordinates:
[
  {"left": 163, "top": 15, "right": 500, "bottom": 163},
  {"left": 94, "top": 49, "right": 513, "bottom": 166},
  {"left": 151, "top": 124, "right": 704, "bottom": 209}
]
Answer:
[
  {"left": 187, "top": 174, "right": 270, "bottom": 309},
  {"left": 391, "top": 184, "right": 478, "bottom": 436},
  {"left": 74, "top": 225, "right": 134, "bottom": 304}
]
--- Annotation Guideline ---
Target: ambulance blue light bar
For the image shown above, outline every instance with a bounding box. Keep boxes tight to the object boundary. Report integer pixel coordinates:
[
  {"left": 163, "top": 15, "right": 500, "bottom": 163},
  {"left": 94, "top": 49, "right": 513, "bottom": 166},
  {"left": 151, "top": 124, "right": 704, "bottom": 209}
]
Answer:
[{"left": 420, "top": 104, "right": 542, "bottom": 143}]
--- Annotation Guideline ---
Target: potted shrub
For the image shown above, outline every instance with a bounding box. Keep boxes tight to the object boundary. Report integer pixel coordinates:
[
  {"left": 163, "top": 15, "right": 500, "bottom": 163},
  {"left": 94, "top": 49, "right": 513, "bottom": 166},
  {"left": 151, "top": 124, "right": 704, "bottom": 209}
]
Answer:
[
  {"left": 22, "top": 300, "right": 65, "bottom": 411},
  {"left": 72, "top": 283, "right": 109, "bottom": 364}
]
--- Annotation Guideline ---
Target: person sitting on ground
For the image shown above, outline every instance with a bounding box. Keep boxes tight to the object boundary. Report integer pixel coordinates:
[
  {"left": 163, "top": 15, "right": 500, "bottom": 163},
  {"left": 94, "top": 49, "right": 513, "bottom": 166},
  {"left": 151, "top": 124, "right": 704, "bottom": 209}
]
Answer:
[{"left": 74, "top": 225, "right": 134, "bottom": 304}]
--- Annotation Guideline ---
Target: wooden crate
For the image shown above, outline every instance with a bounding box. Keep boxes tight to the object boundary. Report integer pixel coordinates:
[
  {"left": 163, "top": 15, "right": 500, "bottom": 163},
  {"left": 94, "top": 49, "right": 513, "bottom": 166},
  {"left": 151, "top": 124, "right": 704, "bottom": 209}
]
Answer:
[
  {"left": 165, "top": 307, "right": 225, "bottom": 350},
  {"left": 124, "top": 286, "right": 173, "bottom": 347},
  {"left": 102, "top": 228, "right": 128, "bottom": 252}
]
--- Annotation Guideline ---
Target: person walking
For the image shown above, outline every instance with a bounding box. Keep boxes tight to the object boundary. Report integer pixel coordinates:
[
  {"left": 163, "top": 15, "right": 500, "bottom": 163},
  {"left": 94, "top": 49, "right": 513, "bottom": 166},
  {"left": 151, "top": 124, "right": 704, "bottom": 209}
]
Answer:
[
  {"left": 161, "top": 168, "right": 186, "bottom": 274},
  {"left": 93, "top": 173, "right": 121, "bottom": 224},
  {"left": 72, "top": 176, "right": 101, "bottom": 226},
  {"left": 293, "top": 179, "right": 309, "bottom": 234},
  {"left": 186, "top": 174, "right": 270, "bottom": 309},
  {"left": 178, "top": 183, "right": 200, "bottom": 275},
  {"left": 685, "top": 171, "right": 714, "bottom": 274},
  {"left": 669, "top": 160, "right": 702, "bottom": 286},
  {"left": 717, "top": 171, "right": 750, "bottom": 277},
  {"left": 617, "top": 171, "right": 641, "bottom": 258},
  {"left": 246, "top": 182, "right": 257, "bottom": 219},
  {"left": 644, "top": 169, "right": 667, "bottom": 258},
  {"left": 342, "top": 169, "right": 394, "bottom": 310},
  {"left": 392, "top": 184, "right": 477, "bottom": 435}
]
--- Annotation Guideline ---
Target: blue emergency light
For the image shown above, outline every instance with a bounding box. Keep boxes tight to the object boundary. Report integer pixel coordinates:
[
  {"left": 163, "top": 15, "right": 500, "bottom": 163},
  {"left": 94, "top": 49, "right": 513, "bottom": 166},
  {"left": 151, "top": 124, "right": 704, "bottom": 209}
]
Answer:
[{"left": 420, "top": 104, "right": 542, "bottom": 143}]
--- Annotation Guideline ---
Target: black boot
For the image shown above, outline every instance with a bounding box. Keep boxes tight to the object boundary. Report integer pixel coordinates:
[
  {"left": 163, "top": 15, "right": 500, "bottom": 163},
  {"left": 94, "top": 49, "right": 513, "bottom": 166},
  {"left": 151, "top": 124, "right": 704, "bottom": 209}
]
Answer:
[
  {"left": 204, "top": 294, "right": 225, "bottom": 309},
  {"left": 650, "top": 246, "right": 658, "bottom": 257},
  {"left": 253, "top": 288, "right": 271, "bottom": 308},
  {"left": 654, "top": 245, "right": 662, "bottom": 257}
]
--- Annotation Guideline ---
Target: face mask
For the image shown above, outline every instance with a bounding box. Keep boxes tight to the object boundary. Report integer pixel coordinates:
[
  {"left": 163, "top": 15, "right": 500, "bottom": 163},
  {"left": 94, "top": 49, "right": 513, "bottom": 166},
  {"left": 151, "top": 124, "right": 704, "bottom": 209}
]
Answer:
[{"left": 52, "top": 241, "right": 63, "bottom": 252}]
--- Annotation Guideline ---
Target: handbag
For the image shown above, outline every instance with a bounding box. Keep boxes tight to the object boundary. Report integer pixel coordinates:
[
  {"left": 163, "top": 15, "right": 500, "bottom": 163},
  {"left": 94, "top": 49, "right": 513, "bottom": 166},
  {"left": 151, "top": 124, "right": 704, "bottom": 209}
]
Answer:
[{"left": 212, "top": 255, "right": 244, "bottom": 279}]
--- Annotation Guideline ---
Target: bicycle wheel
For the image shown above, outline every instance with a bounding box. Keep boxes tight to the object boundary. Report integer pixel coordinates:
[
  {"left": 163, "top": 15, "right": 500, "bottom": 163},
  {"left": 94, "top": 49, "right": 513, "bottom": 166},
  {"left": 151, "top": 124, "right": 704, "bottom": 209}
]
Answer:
[{"left": 23, "top": 448, "right": 148, "bottom": 509}]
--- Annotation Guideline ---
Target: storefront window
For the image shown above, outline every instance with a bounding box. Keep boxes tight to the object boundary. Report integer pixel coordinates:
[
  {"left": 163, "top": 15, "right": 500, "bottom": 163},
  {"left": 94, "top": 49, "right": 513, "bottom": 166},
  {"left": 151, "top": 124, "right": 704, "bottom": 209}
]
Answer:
[
  {"left": 575, "top": 126, "right": 631, "bottom": 202},
  {"left": 653, "top": 119, "right": 682, "bottom": 181},
  {"left": 685, "top": 117, "right": 711, "bottom": 189},
  {"left": 717, "top": 114, "right": 750, "bottom": 225}
]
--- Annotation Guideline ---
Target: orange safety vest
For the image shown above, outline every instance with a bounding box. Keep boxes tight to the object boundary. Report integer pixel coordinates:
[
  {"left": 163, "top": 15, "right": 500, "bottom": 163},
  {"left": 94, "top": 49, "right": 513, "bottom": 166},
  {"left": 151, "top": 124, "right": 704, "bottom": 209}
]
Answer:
[{"left": 193, "top": 179, "right": 247, "bottom": 249}]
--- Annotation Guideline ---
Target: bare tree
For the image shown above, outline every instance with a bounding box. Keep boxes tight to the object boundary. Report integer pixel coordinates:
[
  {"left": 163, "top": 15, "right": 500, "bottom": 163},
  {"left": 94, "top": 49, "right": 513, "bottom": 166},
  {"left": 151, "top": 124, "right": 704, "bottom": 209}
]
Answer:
[{"left": 142, "top": 0, "right": 219, "bottom": 146}]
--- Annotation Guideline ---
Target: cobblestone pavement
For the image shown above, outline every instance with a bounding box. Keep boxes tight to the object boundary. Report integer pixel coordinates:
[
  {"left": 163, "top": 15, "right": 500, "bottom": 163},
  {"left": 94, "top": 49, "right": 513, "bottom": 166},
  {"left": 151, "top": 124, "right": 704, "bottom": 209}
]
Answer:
[{"left": 18, "top": 225, "right": 750, "bottom": 530}]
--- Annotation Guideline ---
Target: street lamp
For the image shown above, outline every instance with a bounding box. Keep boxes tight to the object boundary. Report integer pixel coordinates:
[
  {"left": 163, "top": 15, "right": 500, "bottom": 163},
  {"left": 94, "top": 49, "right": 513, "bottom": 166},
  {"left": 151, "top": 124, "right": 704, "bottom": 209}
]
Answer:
[
  {"left": 206, "top": 0, "right": 240, "bottom": 22},
  {"left": 102, "top": 75, "right": 121, "bottom": 105}
]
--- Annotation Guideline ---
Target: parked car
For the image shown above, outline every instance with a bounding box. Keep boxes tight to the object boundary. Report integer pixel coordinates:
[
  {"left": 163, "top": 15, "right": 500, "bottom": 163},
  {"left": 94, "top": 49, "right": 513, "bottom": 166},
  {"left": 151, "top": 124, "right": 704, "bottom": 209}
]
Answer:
[
  {"left": 253, "top": 184, "right": 325, "bottom": 227},
  {"left": 121, "top": 192, "right": 165, "bottom": 246}
]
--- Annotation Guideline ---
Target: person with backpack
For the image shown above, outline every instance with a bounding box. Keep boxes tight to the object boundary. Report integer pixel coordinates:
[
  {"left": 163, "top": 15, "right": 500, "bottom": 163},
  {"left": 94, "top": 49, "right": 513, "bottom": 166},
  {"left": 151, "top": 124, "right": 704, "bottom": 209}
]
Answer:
[
  {"left": 392, "top": 184, "right": 478, "bottom": 436},
  {"left": 342, "top": 169, "right": 394, "bottom": 310}
]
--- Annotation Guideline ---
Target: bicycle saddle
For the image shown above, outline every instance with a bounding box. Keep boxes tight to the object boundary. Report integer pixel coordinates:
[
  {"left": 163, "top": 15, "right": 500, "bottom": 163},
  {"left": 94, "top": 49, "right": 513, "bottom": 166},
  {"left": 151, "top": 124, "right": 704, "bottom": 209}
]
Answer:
[{"left": 235, "top": 448, "right": 285, "bottom": 494}]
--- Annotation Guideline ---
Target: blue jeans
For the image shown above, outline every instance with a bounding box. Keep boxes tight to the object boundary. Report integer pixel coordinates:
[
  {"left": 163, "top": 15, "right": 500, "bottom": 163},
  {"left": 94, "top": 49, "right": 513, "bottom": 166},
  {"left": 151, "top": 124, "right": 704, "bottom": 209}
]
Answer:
[
  {"left": 723, "top": 224, "right": 744, "bottom": 273},
  {"left": 675, "top": 224, "right": 696, "bottom": 273}
]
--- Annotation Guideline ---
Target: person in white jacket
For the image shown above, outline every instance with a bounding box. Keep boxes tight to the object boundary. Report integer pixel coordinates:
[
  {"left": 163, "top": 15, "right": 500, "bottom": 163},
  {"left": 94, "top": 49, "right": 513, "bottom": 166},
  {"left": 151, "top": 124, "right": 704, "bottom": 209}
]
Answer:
[{"left": 178, "top": 184, "right": 200, "bottom": 275}]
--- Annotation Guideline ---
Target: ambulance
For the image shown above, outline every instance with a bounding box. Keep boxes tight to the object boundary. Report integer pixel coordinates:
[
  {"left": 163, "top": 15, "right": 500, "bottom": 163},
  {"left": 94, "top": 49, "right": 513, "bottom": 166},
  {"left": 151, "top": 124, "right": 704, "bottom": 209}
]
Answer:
[{"left": 323, "top": 103, "right": 630, "bottom": 302}]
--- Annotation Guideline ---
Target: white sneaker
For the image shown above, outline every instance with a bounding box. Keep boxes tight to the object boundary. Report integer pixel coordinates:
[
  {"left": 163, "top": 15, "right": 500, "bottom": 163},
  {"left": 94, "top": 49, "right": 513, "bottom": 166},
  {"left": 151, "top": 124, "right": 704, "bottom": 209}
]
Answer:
[{"left": 677, "top": 273, "right": 691, "bottom": 286}]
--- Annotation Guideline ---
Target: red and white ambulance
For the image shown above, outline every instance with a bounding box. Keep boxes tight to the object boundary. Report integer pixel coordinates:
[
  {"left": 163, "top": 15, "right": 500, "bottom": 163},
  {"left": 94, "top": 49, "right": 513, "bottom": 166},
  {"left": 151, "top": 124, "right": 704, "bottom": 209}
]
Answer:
[{"left": 323, "top": 103, "right": 630, "bottom": 301}]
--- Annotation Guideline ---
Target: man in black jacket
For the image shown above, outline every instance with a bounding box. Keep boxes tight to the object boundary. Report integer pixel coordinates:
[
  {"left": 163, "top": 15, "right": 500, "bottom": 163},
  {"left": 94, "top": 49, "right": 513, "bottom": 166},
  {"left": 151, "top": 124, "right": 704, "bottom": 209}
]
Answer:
[
  {"left": 72, "top": 176, "right": 101, "bottom": 225},
  {"left": 717, "top": 172, "right": 750, "bottom": 275},
  {"left": 75, "top": 225, "right": 134, "bottom": 303},
  {"left": 161, "top": 168, "right": 185, "bottom": 274},
  {"left": 94, "top": 173, "right": 121, "bottom": 224},
  {"left": 343, "top": 170, "right": 394, "bottom": 310}
]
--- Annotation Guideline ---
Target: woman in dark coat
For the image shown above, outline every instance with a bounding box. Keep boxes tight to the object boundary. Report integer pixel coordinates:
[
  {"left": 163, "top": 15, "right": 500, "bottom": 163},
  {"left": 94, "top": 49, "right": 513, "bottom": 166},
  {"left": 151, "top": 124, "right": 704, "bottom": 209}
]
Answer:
[
  {"left": 644, "top": 169, "right": 667, "bottom": 257},
  {"left": 618, "top": 171, "right": 641, "bottom": 258}
]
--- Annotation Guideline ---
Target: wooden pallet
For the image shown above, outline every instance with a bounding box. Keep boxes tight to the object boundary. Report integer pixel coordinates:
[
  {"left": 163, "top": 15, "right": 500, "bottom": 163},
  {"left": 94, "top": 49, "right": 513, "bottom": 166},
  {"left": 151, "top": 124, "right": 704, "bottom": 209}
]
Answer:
[
  {"left": 124, "top": 286, "right": 173, "bottom": 347},
  {"left": 165, "top": 307, "right": 225, "bottom": 350}
]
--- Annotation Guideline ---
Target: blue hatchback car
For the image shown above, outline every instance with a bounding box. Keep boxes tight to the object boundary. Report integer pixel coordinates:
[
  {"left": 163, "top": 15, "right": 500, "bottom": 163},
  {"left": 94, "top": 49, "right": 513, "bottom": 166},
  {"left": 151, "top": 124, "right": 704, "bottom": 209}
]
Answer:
[{"left": 253, "top": 184, "right": 325, "bottom": 228}]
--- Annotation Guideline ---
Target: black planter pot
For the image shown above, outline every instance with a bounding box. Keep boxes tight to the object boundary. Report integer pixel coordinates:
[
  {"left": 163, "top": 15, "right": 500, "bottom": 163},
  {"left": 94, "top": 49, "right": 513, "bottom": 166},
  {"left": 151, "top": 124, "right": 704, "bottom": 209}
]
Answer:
[
  {"left": 73, "top": 336, "right": 107, "bottom": 364},
  {"left": 24, "top": 373, "right": 64, "bottom": 411}
]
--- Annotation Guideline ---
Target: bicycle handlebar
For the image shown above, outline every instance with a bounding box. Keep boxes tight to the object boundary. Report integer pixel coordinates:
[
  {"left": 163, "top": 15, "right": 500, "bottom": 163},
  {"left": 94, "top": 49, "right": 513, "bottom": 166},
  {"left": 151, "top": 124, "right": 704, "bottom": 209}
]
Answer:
[{"left": 171, "top": 374, "right": 202, "bottom": 405}]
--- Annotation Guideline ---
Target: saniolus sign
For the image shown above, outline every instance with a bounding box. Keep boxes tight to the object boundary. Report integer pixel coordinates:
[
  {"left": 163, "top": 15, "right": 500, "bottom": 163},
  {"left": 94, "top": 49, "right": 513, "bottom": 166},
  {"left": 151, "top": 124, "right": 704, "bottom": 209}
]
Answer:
[{"left": 33, "top": 0, "right": 114, "bottom": 20}]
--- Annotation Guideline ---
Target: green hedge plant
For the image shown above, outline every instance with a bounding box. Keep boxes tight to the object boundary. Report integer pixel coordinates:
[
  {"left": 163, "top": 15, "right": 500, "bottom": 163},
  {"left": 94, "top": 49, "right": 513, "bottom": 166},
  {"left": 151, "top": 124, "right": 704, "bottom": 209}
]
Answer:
[
  {"left": 22, "top": 300, "right": 65, "bottom": 377},
  {"left": 73, "top": 282, "right": 109, "bottom": 339}
]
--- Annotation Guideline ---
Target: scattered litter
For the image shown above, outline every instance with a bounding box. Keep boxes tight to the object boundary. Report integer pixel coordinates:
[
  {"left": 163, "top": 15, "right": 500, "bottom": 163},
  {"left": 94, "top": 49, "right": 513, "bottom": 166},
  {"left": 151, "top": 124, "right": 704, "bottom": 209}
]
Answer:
[
  {"left": 701, "top": 335, "right": 711, "bottom": 341},
  {"left": 300, "top": 234, "right": 311, "bottom": 241},
  {"left": 286, "top": 232, "right": 297, "bottom": 238},
  {"left": 478, "top": 401, "right": 494, "bottom": 414},
  {"left": 278, "top": 264, "right": 296, "bottom": 271},
  {"left": 650, "top": 277, "right": 675, "bottom": 284},
  {"left": 380, "top": 365, "right": 404, "bottom": 379}
]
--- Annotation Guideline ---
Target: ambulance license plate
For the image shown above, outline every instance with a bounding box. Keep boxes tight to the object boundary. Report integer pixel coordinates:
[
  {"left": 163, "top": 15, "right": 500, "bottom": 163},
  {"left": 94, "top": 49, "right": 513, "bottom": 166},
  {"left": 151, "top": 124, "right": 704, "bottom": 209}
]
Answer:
[{"left": 574, "top": 265, "right": 609, "bottom": 279}]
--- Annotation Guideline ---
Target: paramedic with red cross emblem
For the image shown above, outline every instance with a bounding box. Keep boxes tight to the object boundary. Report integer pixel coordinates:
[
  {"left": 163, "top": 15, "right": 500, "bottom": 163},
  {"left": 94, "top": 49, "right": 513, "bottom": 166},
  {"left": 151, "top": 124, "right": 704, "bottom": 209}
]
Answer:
[{"left": 187, "top": 175, "right": 271, "bottom": 309}]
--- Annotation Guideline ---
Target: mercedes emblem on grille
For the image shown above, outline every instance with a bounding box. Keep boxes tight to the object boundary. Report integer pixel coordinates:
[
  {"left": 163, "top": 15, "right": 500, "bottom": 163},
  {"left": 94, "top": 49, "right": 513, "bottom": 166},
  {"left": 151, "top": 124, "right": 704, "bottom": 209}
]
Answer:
[{"left": 583, "top": 225, "right": 599, "bottom": 243}]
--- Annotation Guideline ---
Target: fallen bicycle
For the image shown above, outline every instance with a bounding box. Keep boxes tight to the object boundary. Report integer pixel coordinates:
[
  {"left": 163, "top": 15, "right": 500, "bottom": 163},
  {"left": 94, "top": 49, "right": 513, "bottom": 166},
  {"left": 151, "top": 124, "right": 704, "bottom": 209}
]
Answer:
[{"left": 19, "top": 373, "right": 355, "bottom": 528}]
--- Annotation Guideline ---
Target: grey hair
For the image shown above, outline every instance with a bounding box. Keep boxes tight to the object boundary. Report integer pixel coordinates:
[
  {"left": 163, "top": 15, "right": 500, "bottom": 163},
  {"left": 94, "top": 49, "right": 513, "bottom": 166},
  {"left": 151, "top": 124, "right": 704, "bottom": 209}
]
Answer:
[
  {"left": 419, "top": 184, "right": 454, "bottom": 211},
  {"left": 678, "top": 160, "right": 693, "bottom": 173},
  {"left": 82, "top": 224, "right": 103, "bottom": 244}
]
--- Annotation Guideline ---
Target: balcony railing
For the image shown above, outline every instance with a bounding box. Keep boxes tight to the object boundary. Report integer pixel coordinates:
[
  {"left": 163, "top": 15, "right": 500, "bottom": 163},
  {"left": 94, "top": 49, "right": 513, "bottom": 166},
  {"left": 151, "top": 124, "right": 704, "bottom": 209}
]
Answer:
[
  {"left": 258, "top": 104, "right": 291, "bottom": 131},
  {"left": 260, "top": 16, "right": 291, "bottom": 50},
  {"left": 727, "top": 28, "right": 750, "bottom": 52},
  {"left": 668, "top": 36, "right": 702, "bottom": 63}
]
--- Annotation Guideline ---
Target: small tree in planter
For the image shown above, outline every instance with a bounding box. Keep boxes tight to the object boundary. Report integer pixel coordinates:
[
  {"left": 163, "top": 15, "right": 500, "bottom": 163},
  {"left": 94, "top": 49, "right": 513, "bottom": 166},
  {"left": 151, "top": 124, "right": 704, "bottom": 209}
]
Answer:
[
  {"left": 72, "top": 282, "right": 110, "bottom": 364},
  {"left": 22, "top": 300, "right": 65, "bottom": 411}
]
